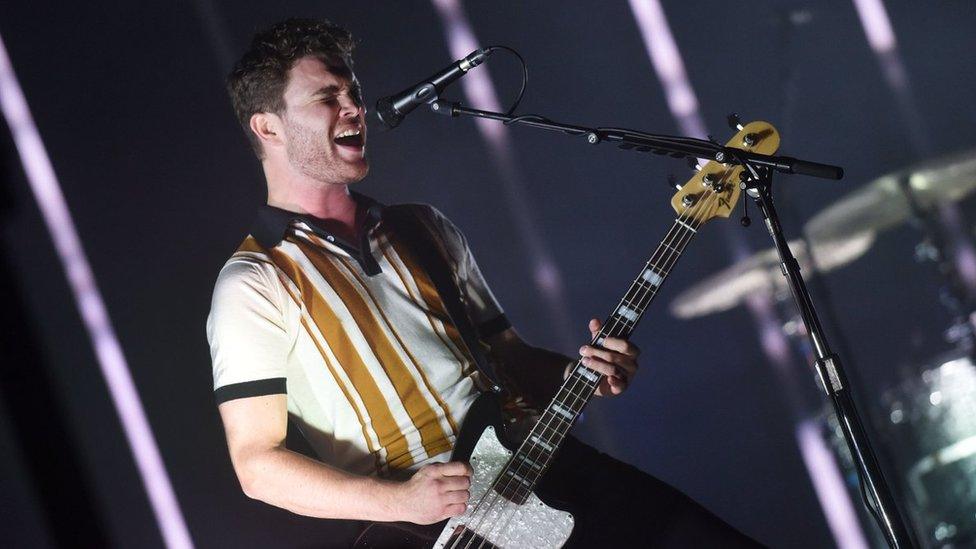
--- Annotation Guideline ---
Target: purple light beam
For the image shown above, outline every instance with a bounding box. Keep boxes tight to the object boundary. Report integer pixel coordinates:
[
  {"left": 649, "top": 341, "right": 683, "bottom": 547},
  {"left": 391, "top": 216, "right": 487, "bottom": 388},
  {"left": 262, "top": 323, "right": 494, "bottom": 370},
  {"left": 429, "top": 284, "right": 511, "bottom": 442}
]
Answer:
[
  {"left": 851, "top": 0, "right": 976, "bottom": 291},
  {"left": 0, "top": 32, "right": 193, "bottom": 549},
  {"left": 627, "top": 2, "right": 869, "bottom": 547},
  {"left": 429, "top": 0, "right": 577, "bottom": 351}
]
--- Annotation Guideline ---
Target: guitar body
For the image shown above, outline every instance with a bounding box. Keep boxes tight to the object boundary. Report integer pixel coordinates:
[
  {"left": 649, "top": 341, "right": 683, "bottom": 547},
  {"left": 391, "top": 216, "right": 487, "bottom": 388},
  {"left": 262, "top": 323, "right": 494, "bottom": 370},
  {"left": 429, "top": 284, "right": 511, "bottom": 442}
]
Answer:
[
  {"left": 354, "top": 394, "right": 574, "bottom": 548},
  {"left": 433, "top": 425, "right": 574, "bottom": 548}
]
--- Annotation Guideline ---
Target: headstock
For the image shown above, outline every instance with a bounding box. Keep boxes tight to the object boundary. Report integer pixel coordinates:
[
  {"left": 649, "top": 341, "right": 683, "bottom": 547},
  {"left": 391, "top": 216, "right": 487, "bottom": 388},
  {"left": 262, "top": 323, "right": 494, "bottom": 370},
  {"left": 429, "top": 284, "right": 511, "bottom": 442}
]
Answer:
[{"left": 670, "top": 121, "right": 780, "bottom": 225}]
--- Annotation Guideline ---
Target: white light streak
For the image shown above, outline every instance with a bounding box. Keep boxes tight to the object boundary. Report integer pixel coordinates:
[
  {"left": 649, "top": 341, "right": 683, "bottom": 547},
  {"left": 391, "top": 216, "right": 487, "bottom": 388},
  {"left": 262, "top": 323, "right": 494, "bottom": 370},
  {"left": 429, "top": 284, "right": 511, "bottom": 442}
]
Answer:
[
  {"left": 851, "top": 0, "right": 896, "bottom": 54},
  {"left": 628, "top": 3, "right": 870, "bottom": 546},
  {"left": 851, "top": 0, "right": 976, "bottom": 291},
  {"left": 429, "top": 0, "right": 571, "bottom": 316},
  {"left": 797, "top": 420, "right": 871, "bottom": 549},
  {"left": 0, "top": 33, "right": 193, "bottom": 549},
  {"left": 429, "top": 0, "right": 616, "bottom": 450},
  {"left": 627, "top": 0, "right": 706, "bottom": 138},
  {"left": 430, "top": 0, "right": 505, "bottom": 143}
]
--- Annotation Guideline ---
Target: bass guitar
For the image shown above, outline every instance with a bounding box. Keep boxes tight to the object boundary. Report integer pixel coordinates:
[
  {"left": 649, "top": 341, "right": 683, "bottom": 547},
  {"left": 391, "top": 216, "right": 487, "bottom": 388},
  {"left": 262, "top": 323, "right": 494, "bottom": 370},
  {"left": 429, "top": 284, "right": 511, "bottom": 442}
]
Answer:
[{"left": 356, "top": 120, "right": 780, "bottom": 548}]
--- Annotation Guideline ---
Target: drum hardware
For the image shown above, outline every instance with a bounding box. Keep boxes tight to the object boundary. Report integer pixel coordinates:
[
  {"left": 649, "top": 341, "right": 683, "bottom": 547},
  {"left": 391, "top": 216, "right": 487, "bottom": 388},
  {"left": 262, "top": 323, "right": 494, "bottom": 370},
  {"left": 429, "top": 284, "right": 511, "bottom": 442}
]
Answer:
[
  {"left": 669, "top": 231, "right": 875, "bottom": 320},
  {"left": 670, "top": 150, "right": 976, "bottom": 547},
  {"left": 805, "top": 149, "right": 976, "bottom": 353},
  {"left": 880, "top": 354, "right": 976, "bottom": 548}
]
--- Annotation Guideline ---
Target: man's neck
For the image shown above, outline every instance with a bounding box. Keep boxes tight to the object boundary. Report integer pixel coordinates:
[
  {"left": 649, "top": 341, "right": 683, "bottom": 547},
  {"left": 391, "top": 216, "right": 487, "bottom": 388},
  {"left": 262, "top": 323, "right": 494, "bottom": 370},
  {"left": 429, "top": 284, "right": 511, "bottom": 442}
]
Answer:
[{"left": 264, "top": 167, "right": 363, "bottom": 244}]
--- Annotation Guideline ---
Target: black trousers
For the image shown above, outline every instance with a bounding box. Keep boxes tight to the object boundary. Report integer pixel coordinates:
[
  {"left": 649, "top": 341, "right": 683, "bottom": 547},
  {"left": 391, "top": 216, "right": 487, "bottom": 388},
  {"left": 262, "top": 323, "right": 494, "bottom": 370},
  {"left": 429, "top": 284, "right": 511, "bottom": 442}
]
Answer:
[
  {"left": 345, "top": 434, "right": 766, "bottom": 548},
  {"left": 535, "top": 436, "right": 765, "bottom": 548}
]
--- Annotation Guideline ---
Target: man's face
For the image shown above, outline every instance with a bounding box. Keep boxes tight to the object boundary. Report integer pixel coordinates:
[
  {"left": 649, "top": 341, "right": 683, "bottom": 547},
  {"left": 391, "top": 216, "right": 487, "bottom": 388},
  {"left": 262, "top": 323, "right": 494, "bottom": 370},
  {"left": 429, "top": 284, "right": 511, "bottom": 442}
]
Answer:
[{"left": 278, "top": 56, "right": 368, "bottom": 185}]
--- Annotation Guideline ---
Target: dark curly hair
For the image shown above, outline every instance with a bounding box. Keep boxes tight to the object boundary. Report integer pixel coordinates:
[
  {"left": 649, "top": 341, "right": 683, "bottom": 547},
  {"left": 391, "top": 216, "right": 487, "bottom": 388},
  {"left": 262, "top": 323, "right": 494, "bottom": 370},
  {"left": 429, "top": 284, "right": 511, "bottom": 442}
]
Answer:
[{"left": 227, "top": 18, "right": 356, "bottom": 158}]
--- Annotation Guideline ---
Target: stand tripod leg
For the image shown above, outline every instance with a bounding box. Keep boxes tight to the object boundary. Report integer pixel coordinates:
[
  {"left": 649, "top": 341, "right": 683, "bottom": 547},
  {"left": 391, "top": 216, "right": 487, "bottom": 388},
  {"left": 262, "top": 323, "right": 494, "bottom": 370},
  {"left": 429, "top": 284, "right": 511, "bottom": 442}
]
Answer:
[{"left": 748, "top": 176, "right": 916, "bottom": 548}]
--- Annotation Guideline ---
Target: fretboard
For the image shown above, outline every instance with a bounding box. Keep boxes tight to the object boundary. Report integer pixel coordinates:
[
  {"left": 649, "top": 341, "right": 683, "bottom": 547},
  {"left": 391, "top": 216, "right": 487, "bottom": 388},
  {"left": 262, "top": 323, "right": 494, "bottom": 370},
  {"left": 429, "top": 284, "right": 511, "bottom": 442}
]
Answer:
[{"left": 493, "top": 213, "right": 701, "bottom": 504}]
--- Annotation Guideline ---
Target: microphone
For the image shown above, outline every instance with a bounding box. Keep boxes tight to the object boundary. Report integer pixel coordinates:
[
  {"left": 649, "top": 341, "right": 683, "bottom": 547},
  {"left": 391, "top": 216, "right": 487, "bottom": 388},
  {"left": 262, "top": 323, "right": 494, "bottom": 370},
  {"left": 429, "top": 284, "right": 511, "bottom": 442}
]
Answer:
[{"left": 374, "top": 48, "right": 492, "bottom": 129}]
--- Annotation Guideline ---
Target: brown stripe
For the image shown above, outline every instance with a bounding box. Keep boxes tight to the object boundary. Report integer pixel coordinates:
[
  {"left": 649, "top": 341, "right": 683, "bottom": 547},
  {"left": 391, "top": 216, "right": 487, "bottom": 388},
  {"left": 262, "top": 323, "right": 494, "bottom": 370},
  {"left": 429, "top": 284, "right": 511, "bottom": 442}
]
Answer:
[
  {"left": 379, "top": 238, "right": 468, "bottom": 369},
  {"left": 298, "top": 317, "right": 385, "bottom": 474},
  {"left": 262, "top": 241, "right": 413, "bottom": 469},
  {"left": 292, "top": 237, "right": 450, "bottom": 465},
  {"left": 332, "top": 249, "right": 460, "bottom": 436},
  {"left": 385, "top": 231, "right": 477, "bottom": 376},
  {"left": 233, "top": 239, "right": 385, "bottom": 472},
  {"left": 238, "top": 236, "right": 267, "bottom": 254}
]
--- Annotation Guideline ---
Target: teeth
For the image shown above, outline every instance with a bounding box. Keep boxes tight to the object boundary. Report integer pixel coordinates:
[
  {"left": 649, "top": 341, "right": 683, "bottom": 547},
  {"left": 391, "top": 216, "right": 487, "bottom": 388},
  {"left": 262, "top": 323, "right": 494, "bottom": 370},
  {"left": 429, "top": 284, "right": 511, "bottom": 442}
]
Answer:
[{"left": 335, "top": 128, "right": 361, "bottom": 139}]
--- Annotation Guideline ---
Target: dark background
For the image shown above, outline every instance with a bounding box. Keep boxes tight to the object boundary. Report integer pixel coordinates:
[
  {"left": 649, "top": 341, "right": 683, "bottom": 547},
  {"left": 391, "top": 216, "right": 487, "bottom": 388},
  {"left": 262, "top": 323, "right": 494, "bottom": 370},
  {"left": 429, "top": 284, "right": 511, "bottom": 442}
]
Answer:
[{"left": 1, "top": 1, "right": 975, "bottom": 547}]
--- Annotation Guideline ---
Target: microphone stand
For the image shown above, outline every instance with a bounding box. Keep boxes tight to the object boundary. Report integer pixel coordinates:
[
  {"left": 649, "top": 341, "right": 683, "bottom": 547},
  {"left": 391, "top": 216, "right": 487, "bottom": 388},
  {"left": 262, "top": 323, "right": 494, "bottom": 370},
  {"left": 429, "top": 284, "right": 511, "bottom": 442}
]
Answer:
[
  {"left": 429, "top": 99, "right": 844, "bottom": 179},
  {"left": 426, "top": 98, "right": 915, "bottom": 548},
  {"left": 742, "top": 167, "right": 916, "bottom": 549}
]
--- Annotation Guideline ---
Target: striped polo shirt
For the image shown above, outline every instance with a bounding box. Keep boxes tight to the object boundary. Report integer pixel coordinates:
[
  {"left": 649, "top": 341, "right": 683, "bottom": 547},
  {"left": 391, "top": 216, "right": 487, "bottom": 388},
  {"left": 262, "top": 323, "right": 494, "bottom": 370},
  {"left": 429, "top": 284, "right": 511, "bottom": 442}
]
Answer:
[{"left": 206, "top": 195, "right": 509, "bottom": 477}]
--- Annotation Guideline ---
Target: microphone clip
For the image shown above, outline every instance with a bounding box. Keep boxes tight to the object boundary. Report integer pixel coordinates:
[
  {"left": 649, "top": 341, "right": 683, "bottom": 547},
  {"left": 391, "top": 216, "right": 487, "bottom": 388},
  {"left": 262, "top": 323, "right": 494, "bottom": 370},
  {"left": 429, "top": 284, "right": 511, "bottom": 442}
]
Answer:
[{"left": 430, "top": 99, "right": 459, "bottom": 117}]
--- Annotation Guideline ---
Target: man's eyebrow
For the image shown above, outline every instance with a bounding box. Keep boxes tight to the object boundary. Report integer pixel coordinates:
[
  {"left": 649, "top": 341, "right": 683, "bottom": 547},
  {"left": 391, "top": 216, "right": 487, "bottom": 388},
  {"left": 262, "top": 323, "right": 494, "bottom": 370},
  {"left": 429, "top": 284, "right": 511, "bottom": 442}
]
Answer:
[
  {"left": 312, "top": 82, "right": 359, "bottom": 95},
  {"left": 313, "top": 82, "right": 361, "bottom": 95},
  {"left": 312, "top": 84, "right": 343, "bottom": 96}
]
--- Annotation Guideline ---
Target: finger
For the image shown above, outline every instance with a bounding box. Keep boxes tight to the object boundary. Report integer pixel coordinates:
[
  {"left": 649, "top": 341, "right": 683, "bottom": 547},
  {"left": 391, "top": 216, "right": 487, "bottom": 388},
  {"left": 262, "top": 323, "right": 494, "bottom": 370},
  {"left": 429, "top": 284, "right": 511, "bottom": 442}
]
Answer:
[
  {"left": 580, "top": 345, "right": 619, "bottom": 362},
  {"left": 580, "top": 356, "right": 626, "bottom": 380},
  {"left": 600, "top": 375, "right": 626, "bottom": 396},
  {"left": 607, "top": 375, "right": 627, "bottom": 389},
  {"left": 445, "top": 489, "right": 471, "bottom": 504},
  {"left": 580, "top": 347, "right": 638, "bottom": 377},
  {"left": 434, "top": 461, "right": 473, "bottom": 477},
  {"left": 580, "top": 346, "right": 637, "bottom": 372},
  {"left": 444, "top": 503, "right": 467, "bottom": 518},
  {"left": 439, "top": 476, "right": 471, "bottom": 492},
  {"left": 588, "top": 318, "right": 601, "bottom": 338},
  {"left": 598, "top": 337, "right": 640, "bottom": 358},
  {"left": 597, "top": 377, "right": 624, "bottom": 397}
]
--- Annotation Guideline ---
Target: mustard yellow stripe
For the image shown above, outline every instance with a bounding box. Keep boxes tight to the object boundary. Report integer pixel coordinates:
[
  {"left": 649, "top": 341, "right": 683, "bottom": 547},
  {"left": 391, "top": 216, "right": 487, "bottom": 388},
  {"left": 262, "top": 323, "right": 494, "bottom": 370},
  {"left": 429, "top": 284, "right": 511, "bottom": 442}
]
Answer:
[
  {"left": 266, "top": 242, "right": 413, "bottom": 469},
  {"left": 298, "top": 316, "right": 385, "bottom": 474},
  {"left": 233, "top": 239, "right": 385, "bottom": 472},
  {"left": 238, "top": 236, "right": 266, "bottom": 254},
  {"left": 386, "top": 232, "right": 476, "bottom": 375},
  {"left": 333, "top": 251, "right": 459, "bottom": 437},
  {"left": 379, "top": 239, "right": 465, "bottom": 365},
  {"left": 292, "top": 237, "right": 449, "bottom": 465}
]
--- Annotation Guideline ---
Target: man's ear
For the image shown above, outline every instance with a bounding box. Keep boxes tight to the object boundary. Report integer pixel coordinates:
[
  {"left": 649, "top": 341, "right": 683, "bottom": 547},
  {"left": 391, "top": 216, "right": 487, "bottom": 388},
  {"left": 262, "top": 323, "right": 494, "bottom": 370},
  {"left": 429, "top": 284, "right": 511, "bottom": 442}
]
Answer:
[{"left": 249, "top": 112, "right": 284, "bottom": 151}]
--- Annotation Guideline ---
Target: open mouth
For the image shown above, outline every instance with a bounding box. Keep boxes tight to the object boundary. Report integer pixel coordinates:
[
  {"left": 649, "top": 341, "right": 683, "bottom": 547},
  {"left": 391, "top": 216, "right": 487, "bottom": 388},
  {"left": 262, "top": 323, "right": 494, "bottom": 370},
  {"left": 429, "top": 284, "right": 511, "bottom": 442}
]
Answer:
[{"left": 333, "top": 128, "right": 364, "bottom": 148}]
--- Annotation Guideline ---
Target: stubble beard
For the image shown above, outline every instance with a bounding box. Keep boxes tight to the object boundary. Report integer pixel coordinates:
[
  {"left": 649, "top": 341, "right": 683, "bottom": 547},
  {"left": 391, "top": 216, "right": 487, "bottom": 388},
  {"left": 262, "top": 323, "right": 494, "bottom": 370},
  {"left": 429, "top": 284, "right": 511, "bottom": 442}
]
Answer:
[{"left": 283, "top": 116, "right": 367, "bottom": 187}]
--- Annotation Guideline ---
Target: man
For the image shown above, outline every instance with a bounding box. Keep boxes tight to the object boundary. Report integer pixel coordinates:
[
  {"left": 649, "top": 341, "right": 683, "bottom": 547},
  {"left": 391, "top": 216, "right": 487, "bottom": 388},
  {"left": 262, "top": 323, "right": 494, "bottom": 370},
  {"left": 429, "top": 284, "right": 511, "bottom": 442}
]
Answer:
[{"left": 208, "top": 18, "right": 760, "bottom": 547}]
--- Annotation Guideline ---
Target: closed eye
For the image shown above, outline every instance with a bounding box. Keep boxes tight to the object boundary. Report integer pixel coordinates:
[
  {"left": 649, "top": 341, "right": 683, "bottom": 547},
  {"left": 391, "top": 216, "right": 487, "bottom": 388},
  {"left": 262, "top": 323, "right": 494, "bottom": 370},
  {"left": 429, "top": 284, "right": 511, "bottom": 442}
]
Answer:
[{"left": 318, "top": 89, "right": 363, "bottom": 107}]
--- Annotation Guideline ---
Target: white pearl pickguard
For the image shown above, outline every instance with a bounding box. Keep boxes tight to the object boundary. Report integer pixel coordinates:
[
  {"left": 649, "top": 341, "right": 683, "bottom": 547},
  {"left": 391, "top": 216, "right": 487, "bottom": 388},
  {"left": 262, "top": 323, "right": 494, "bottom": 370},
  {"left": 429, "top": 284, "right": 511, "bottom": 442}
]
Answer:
[{"left": 432, "top": 426, "right": 574, "bottom": 548}]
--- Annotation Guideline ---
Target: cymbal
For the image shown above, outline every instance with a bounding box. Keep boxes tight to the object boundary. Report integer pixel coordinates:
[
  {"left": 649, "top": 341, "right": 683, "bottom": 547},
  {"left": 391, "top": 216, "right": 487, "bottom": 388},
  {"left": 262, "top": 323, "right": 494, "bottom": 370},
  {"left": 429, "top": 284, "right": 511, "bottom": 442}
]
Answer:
[
  {"left": 805, "top": 149, "right": 976, "bottom": 244},
  {"left": 671, "top": 150, "right": 976, "bottom": 320},
  {"left": 669, "top": 232, "right": 875, "bottom": 319}
]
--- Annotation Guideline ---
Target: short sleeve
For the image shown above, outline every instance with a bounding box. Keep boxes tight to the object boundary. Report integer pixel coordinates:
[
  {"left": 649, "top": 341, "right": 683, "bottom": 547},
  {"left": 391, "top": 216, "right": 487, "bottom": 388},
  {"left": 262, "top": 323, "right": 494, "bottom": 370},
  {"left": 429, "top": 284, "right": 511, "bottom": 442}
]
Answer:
[
  {"left": 206, "top": 258, "right": 290, "bottom": 404},
  {"left": 420, "top": 205, "right": 510, "bottom": 338}
]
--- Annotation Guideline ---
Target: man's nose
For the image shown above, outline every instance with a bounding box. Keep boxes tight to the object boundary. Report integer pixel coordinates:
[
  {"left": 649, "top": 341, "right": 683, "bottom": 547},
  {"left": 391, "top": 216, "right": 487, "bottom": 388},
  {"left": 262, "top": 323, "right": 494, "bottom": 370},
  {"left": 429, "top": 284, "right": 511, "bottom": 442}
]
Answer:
[{"left": 339, "top": 96, "right": 362, "bottom": 118}]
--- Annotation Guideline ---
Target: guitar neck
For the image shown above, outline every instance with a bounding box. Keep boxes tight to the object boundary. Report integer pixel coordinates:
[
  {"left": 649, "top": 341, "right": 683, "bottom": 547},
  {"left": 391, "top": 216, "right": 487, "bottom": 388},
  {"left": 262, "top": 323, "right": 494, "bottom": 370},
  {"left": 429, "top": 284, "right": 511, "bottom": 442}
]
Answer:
[{"left": 494, "top": 213, "right": 702, "bottom": 503}]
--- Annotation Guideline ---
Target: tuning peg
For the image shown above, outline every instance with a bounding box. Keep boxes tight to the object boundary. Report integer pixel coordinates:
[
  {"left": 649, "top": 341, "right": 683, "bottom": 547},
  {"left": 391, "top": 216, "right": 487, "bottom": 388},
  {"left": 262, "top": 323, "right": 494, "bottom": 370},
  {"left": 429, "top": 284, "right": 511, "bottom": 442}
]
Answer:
[
  {"left": 726, "top": 113, "right": 744, "bottom": 131},
  {"left": 686, "top": 157, "right": 700, "bottom": 171},
  {"left": 667, "top": 173, "right": 682, "bottom": 190}
]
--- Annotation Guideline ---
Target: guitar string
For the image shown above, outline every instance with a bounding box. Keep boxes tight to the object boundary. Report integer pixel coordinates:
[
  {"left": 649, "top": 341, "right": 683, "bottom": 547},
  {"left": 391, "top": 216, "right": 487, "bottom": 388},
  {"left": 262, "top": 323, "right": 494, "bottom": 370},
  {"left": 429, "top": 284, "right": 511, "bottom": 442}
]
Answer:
[
  {"left": 459, "top": 182, "right": 726, "bottom": 549},
  {"left": 459, "top": 203, "right": 707, "bottom": 549},
  {"left": 452, "top": 181, "right": 728, "bottom": 548},
  {"left": 465, "top": 185, "right": 723, "bottom": 548},
  {"left": 487, "top": 157, "right": 754, "bottom": 542},
  {"left": 503, "top": 167, "right": 739, "bottom": 494},
  {"left": 464, "top": 156, "right": 749, "bottom": 546},
  {"left": 460, "top": 193, "right": 716, "bottom": 549}
]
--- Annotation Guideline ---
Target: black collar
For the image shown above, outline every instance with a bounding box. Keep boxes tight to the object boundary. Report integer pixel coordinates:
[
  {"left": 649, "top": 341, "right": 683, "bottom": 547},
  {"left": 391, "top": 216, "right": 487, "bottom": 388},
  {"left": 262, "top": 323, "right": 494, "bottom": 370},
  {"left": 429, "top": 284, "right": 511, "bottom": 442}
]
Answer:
[{"left": 251, "top": 192, "right": 385, "bottom": 276}]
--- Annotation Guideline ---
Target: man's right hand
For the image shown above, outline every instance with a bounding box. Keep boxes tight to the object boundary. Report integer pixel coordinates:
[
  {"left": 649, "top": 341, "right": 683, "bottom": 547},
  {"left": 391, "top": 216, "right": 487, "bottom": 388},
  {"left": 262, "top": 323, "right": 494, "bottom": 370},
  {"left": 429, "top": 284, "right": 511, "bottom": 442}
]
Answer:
[{"left": 393, "top": 461, "right": 472, "bottom": 525}]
